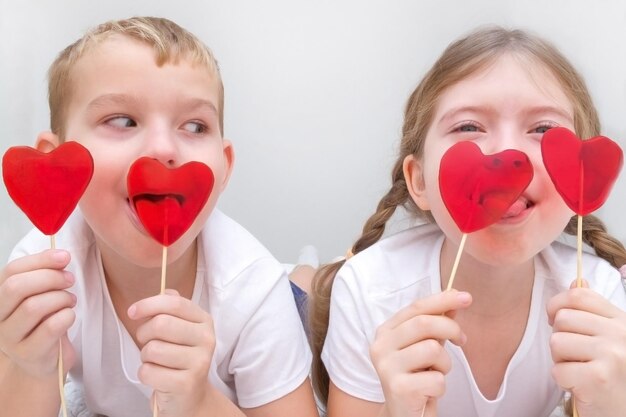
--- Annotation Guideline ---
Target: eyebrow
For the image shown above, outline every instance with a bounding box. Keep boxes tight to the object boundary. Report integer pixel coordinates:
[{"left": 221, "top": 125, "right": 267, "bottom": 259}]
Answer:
[
  {"left": 87, "top": 93, "right": 141, "bottom": 110},
  {"left": 179, "top": 98, "right": 219, "bottom": 116},
  {"left": 87, "top": 94, "right": 219, "bottom": 116},
  {"left": 437, "top": 105, "right": 574, "bottom": 126}
]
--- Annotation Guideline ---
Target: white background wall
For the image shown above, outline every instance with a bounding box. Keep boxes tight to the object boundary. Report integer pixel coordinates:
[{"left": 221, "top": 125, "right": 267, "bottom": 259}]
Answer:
[{"left": 1, "top": 0, "right": 625, "bottom": 263}]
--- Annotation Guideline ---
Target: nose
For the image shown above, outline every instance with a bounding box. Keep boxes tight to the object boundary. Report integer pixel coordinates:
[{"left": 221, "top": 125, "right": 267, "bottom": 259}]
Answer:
[
  {"left": 142, "top": 127, "right": 179, "bottom": 167},
  {"left": 481, "top": 127, "right": 521, "bottom": 155}
]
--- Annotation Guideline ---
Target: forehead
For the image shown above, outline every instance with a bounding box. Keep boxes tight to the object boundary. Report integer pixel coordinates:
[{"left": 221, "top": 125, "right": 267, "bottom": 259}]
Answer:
[
  {"left": 433, "top": 53, "right": 574, "bottom": 121},
  {"left": 68, "top": 35, "right": 221, "bottom": 102}
]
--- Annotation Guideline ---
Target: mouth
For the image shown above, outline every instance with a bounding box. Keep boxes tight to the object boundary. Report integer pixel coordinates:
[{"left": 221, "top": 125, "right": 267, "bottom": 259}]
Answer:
[
  {"left": 131, "top": 193, "right": 185, "bottom": 206},
  {"left": 500, "top": 196, "right": 534, "bottom": 220}
]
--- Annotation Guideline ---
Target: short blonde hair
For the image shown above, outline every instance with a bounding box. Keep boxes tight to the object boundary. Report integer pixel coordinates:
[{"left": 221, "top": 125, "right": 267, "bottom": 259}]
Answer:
[{"left": 48, "top": 16, "right": 224, "bottom": 140}]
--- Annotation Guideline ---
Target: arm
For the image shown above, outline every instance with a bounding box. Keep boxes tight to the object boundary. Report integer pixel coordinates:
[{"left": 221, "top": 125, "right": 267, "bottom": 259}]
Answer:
[
  {"left": 0, "top": 250, "right": 76, "bottom": 417},
  {"left": 0, "top": 354, "right": 61, "bottom": 417},
  {"left": 243, "top": 379, "right": 319, "bottom": 417}
]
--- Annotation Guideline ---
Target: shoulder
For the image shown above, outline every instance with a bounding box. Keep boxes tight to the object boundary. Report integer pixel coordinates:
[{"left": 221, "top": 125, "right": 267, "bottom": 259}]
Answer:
[
  {"left": 199, "top": 209, "right": 285, "bottom": 289},
  {"left": 9, "top": 210, "right": 95, "bottom": 261},
  {"left": 338, "top": 223, "right": 443, "bottom": 292},
  {"left": 538, "top": 237, "right": 623, "bottom": 298}
]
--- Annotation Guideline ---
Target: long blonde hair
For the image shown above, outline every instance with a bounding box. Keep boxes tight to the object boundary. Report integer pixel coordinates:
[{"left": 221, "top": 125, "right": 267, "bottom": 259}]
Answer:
[
  {"left": 48, "top": 16, "right": 224, "bottom": 140},
  {"left": 309, "top": 26, "right": 626, "bottom": 412}
]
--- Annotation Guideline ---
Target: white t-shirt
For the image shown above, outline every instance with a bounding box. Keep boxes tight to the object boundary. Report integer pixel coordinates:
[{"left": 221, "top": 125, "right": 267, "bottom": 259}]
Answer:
[
  {"left": 321, "top": 224, "right": 626, "bottom": 417},
  {"left": 10, "top": 209, "right": 312, "bottom": 417}
]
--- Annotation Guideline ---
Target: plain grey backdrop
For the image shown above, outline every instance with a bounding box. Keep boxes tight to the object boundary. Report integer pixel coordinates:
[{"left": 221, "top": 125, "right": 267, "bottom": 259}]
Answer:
[{"left": 1, "top": 0, "right": 625, "bottom": 263}]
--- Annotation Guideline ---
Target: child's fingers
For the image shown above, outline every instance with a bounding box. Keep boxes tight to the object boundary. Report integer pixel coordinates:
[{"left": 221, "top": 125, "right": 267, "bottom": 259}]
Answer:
[
  {"left": 547, "top": 287, "right": 622, "bottom": 325},
  {"left": 550, "top": 331, "right": 596, "bottom": 363},
  {"left": 393, "top": 339, "right": 452, "bottom": 375},
  {"left": 21, "top": 307, "right": 76, "bottom": 355},
  {"left": 135, "top": 313, "right": 214, "bottom": 348},
  {"left": 0, "top": 250, "right": 70, "bottom": 284},
  {"left": 4, "top": 306, "right": 76, "bottom": 375},
  {"left": 1, "top": 289, "right": 76, "bottom": 344},
  {"left": 141, "top": 340, "right": 211, "bottom": 372},
  {"left": 551, "top": 307, "right": 608, "bottom": 336},
  {"left": 382, "top": 290, "right": 472, "bottom": 330},
  {"left": 0, "top": 268, "right": 74, "bottom": 322},
  {"left": 385, "top": 370, "right": 445, "bottom": 414},
  {"left": 141, "top": 340, "right": 190, "bottom": 370},
  {"left": 138, "top": 361, "right": 189, "bottom": 394},
  {"left": 379, "top": 314, "right": 465, "bottom": 351},
  {"left": 128, "top": 293, "right": 206, "bottom": 323},
  {"left": 551, "top": 361, "right": 579, "bottom": 392}
]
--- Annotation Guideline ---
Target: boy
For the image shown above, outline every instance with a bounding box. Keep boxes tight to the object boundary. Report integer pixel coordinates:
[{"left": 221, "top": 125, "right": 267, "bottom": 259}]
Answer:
[{"left": 0, "top": 17, "right": 318, "bottom": 417}]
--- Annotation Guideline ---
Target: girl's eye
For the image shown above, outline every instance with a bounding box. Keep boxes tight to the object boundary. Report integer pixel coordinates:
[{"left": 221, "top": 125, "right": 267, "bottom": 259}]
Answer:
[
  {"left": 105, "top": 116, "right": 137, "bottom": 128},
  {"left": 182, "top": 121, "right": 207, "bottom": 134},
  {"left": 453, "top": 122, "right": 481, "bottom": 133},
  {"left": 532, "top": 124, "right": 554, "bottom": 134}
]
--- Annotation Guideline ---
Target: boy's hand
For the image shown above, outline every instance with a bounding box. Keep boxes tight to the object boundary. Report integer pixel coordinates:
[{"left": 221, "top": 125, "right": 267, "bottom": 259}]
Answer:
[
  {"left": 130, "top": 290, "right": 215, "bottom": 417},
  {"left": 0, "top": 250, "right": 76, "bottom": 377},
  {"left": 370, "top": 290, "right": 471, "bottom": 417},
  {"left": 547, "top": 282, "right": 626, "bottom": 417}
]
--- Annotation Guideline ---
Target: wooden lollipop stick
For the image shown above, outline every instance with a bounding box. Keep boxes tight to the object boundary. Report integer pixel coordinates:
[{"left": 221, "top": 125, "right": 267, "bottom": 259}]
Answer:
[
  {"left": 576, "top": 214, "right": 583, "bottom": 288},
  {"left": 51, "top": 235, "right": 68, "bottom": 417},
  {"left": 153, "top": 245, "right": 168, "bottom": 417},
  {"left": 153, "top": 396, "right": 159, "bottom": 417},
  {"left": 572, "top": 215, "right": 583, "bottom": 417},
  {"left": 160, "top": 245, "right": 168, "bottom": 295},
  {"left": 446, "top": 233, "right": 468, "bottom": 291},
  {"left": 59, "top": 341, "right": 67, "bottom": 417}
]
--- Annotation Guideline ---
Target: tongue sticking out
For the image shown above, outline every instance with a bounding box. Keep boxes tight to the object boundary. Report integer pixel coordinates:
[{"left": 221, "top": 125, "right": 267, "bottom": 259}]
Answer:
[
  {"left": 502, "top": 198, "right": 528, "bottom": 219},
  {"left": 134, "top": 195, "right": 184, "bottom": 246}
]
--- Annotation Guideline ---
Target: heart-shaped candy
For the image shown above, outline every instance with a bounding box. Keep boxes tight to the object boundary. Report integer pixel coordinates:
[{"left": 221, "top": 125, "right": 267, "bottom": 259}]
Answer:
[
  {"left": 439, "top": 141, "right": 534, "bottom": 233},
  {"left": 127, "top": 157, "right": 214, "bottom": 246},
  {"left": 2, "top": 142, "right": 94, "bottom": 235},
  {"left": 541, "top": 127, "right": 623, "bottom": 215}
]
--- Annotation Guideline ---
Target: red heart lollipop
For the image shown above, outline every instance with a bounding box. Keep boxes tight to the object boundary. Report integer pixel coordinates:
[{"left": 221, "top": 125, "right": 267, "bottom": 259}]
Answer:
[
  {"left": 127, "top": 157, "right": 214, "bottom": 246},
  {"left": 541, "top": 127, "right": 623, "bottom": 215},
  {"left": 439, "top": 142, "right": 534, "bottom": 233},
  {"left": 2, "top": 142, "right": 94, "bottom": 235}
]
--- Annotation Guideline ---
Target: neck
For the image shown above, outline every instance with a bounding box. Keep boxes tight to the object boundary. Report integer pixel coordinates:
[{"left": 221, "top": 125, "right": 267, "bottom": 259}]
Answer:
[
  {"left": 440, "top": 237, "right": 534, "bottom": 317},
  {"left": 98, "top": 239, "right": 198, "bottom": 305}
]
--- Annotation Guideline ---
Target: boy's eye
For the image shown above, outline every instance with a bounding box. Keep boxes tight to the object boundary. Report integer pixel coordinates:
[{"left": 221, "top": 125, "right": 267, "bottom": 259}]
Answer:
[
  {"left": 106, "top": 116, "right": 137, "bottom": 128},
  {"left": 182, "top": 121, "right": 207, "bottom": 134}
]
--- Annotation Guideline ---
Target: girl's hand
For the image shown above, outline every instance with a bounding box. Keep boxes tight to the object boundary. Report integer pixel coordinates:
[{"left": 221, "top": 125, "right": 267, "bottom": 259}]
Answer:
[
  {"left": 369, "top": 290, "right": 472, "bottom": 417},
  {"left": 547, "top": 282, "right": 626, "bottom": 417},
  {"left": 0, "top": 250, "right": 76, "bottom": 377},
  {"left": 129, "top": 289, "right": 216, "bottom": 417}
]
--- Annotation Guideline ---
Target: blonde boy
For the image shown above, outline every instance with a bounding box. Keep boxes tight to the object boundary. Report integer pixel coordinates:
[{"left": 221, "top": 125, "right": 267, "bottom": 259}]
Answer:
[{"left": 0, "top": 17, "right": 318, "bottom": 417}]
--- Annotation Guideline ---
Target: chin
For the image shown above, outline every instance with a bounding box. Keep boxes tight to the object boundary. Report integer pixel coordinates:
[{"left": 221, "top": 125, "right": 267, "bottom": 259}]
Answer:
[{"left": 465, "top": 238, "right": 538, "bottom": 268}]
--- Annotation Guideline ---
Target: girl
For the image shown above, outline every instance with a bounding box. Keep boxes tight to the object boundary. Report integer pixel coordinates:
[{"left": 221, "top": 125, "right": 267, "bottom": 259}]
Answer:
[{"left": 310, "top": 27, "right": 626, "bottom": 417}]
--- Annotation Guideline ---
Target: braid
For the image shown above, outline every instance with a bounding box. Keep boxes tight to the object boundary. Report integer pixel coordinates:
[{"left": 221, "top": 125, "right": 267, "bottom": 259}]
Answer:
[
  {"left": 564, "top": 215, "right": 626, "bottom": 269},
  {"left": 353, "top": 160, "right": 410, "bottom": 253},
  {"left": 309, "top": 160, "right": 411, "bottom": 409}
]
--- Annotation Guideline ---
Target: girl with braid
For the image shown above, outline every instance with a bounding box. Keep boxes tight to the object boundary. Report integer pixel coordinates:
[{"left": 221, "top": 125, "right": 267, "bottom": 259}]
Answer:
[{"left": 310, "top": 27, "right": 626, "bottom": 417}]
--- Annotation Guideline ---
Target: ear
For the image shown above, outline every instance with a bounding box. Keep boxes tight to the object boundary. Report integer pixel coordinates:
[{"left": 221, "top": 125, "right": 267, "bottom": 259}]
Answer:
[
  {"left": 219, "top": 139, "right": 235, "bottom": 191},
  {"left": 35, "top": 131, "right": 61, "bottom": 153},
  {"left": 403, "top": 154, "right": 430, "bottom": 211}
]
